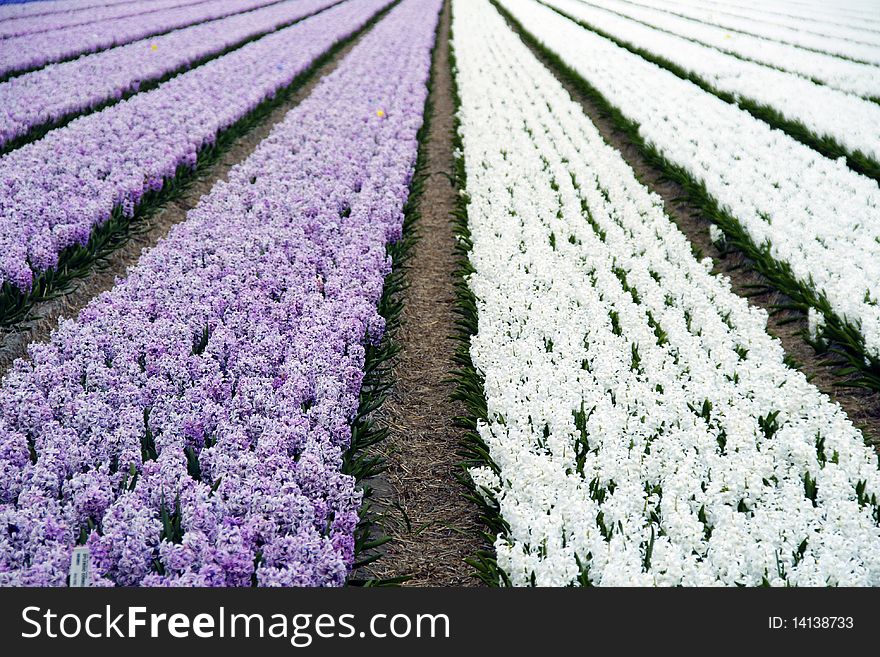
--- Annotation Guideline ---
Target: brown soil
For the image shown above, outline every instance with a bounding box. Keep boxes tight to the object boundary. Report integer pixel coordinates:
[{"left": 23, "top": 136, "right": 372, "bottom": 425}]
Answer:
[
  {"left": 360, "top": 0, "right": 488, "bottom": 586},
  {"left": 504, "top": 13, "right": 880, "bottom": 447},
  {"left": 0, "top": 30, "right": 369, "bottom": 380}
]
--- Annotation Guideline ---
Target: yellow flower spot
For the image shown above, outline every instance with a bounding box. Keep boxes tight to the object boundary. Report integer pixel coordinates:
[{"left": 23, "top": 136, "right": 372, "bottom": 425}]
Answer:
[
  {"left": 150, "top": 44, "right": 158, "bottom": 51},
  {"left": 724, "top": 34, "right": 731, "bottom": 39},
  {"left": 376, "top": 109, "right": 385, "bottom": 118}
]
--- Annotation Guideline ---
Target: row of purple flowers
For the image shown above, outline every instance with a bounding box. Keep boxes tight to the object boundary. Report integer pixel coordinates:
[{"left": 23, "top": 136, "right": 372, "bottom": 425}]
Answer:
[
  {"left": 0, "top": 0, "right": 441, "bottom": 586},
  {"left": 0, "top": 0, "right": 285, "bottom": 78},
  {"left": 0, "top": 0, "right": 390, "bottom": 293},
  {"left": 0, "top": 0, "right": 202, "bottom": 39},
  {"left": 0, "top": 0, "right": 140, "bottom": 20},
  {"left": 0, "top": 0, "right": 341, "bottom": 149}
]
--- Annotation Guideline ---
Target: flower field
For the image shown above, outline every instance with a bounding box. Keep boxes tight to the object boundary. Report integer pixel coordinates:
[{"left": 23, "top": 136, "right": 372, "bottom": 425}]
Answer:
[
  {"left": 0, "top": 0, "right": 878, "bottom": 587},
  {"left": 0, "top": 0, "right": 390, "bottom": 296},
  {"left": 0, "top": 0, "right": 345, "bottom": 152}
]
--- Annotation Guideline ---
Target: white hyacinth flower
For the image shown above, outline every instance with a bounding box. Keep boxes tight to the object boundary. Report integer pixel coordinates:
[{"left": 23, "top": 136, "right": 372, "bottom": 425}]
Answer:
[
  {"left": 807, "top": 307, "right": 826, "bottom": 344},
  {"left": 708, "top": 224, "right": 726, "bottom": 249}
]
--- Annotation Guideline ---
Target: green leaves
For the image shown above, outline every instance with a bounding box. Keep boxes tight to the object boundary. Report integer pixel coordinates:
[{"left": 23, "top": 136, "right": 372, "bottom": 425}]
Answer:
[
  {"left": 185, "top": 445, "right": 201, "bottom": 481},
  {"left": 630, "top": 342, "right": 641, "bottom": 372},
  {"left": 119, "top": 463, "right": 139, "bottom": 493},
  {"left": 191, "top": 324, "right": 211, "bottom": 356},
  {"left": 572, "top": 402, "right": 593, "bottom": 476},
  {"left": 159, "top": 493, "right": 184, "bottom": 545},
  {"left": 152, "top": 493, "right": 184, "bottom": 576},
  {"left": 758, "top": 410, "right": 781, "bottom": 440},
  {"left": 140, "top": 407, "right": 158, "bottom": 463},
  {"left": 803, "top": 471, "right": 818, "bottom": 507},
  {"left": 697, "top": 504, "right": 712, "bottom": 540}
]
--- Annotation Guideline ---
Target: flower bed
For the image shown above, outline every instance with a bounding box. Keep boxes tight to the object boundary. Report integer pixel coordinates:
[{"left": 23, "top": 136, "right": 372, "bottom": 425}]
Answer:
[
  {"left": 0, "top": 0, "right": 202, "bottom": 39},
  {"left": 0, "top": 0, "right": 141, "bottom": 21},
  {"left": 0, "top": 0, "right": 288, "bottom": 79},
  {"left": 0, "top": 0, "right": 341, "bottom": 151},
  {"left": 628, "top": 0, "right": 880, "bottom": 63},
  {"left": 454, "top": 0, "right": 880, "bottom": 586},
  {"left": 570, "top": 0, "right": 880, "bottom": 99},
  {"left": 0, "top": 0, "right": 391, "bottom": 294},
  {"left": 541, "top": 0, "right": 880, "bottom": 170},
  {"left": 499, "top": 0, "right": 880, "bottom": 376}
]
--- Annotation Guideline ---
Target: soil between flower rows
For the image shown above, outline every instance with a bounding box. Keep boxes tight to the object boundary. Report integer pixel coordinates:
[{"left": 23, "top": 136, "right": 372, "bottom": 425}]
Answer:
[{"left": 359, "top": 0, "right": 489, "bottom": 586}]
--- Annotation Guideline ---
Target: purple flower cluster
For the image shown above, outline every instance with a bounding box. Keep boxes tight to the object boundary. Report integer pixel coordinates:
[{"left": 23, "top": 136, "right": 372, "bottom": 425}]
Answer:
[
  {"left": 0, "top": 0, "right": 287, "bottom": 78},
  {"left": 0, "top": 0, "right": 391, "bottom": 293},
  {"left": 0, "top": 0, "right": 205, "bottom": 38},
  {"left": 0, "top": 0, "right": 141, "bottom": 21},
  {"left": 0, "top": 0, "right": 341, "bottom": 149},
  {"left": 0, "top": 0, "right": 441, "bottom": 587}
]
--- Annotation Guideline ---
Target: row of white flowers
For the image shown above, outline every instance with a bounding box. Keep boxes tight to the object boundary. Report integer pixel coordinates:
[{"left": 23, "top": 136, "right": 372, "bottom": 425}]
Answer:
[
  {"left": 726, "top": 0, "right": 880, "bottom": 29},
  {"left": 687, "top": 0, "right": 880, "bottom": 41},
  {"left": 774, "top": 0, "right": 880, "bottom": 16},
  {"left": 502, "top": 0, "right": 880, "bottom": 359},
  {"left": 541, "top": 0, "right": 880, "bottom": 163},
  {"left": 453, "top": 0, "right": 880, "bottom": 586},
  {"left": 631, "top": 0, "right": 880, "bottom": 58},
  {"left": 572, "top": 0, "right": 880, "bottom": 99}
]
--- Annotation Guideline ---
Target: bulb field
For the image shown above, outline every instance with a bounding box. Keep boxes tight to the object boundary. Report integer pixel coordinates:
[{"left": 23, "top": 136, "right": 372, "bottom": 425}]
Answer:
[{"left": 0, "top": 0, "right": 878, "bottom": 589}]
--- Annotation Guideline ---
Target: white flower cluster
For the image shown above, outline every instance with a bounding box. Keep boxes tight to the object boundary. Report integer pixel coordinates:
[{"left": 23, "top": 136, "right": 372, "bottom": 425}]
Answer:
[
  {"left": 687, "top": 0, "right": 880, "bottom": 42},
  {"left": 501, "top": 0, "right": 880, "bottom": 358},
  {"left": 630, "top": 0, "right": 880, "bottom": 63},
  {"left": 574, "top": 0, "right": 880, "bottom": 99},
  {"left": 708, "top": 223, "right": 726, "bottom": 248},
  {"left": 542, "top": 0, "right": 880, "bottom": 163},
  {"left": 807, "top": 307, "right": 827, "bottom": 346},
  {"left": 725, "top": 0, "right": 880, "bottom": 26},
  {"left": 725, "top": 0, "right": 880, "bottom": 29},
  {"left": 453, "top": 0, "right": 880, "bottom": 586}
]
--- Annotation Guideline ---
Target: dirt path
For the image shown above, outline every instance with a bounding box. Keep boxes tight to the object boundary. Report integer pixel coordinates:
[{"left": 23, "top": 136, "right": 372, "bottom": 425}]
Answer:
[
  {"left": 501, "top": 11, "right": 880, "bottom": 447},
  {"left": 0, "top": 25, "right": 375, "bottom": 379},
  {"left": 362, "top": 0, "right": 487, "bottom": 586}
]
